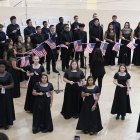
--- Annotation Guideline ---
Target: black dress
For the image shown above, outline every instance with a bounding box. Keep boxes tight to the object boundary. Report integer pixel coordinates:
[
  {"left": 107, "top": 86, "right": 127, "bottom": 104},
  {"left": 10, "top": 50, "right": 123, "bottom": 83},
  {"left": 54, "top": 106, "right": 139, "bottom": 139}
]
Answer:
[
  {"left": 137, "top": 115, "right": 140, "bottom": 132},
  {"left": 32, "top": 82, "right": 53, "bottom": 133},
  {"left": 61, "top": 69, "right": 85, "bottom": 119},
  {"left": 104, "top": 31, "right": 116, "bottom": 66},
  {"left": 118, "top": 28, "right": 132, "bottom": 65},
  {"left": 76, "top": 86, "right": 103, "bottom": 133},
  {"left": 8, "top": 57, "right": 21, "bottom": 98},
  {"left": 111, "top": 73, "right": 132, "bottom": 116},
  {"left": 0, "top": 72, "right": 15, "bottom": 128},
  {"left": 24, "top": 65, "right": 45, "bottom": 112},
  {"left": 132, "top": 29, "right": 140, "bottom": 66}
]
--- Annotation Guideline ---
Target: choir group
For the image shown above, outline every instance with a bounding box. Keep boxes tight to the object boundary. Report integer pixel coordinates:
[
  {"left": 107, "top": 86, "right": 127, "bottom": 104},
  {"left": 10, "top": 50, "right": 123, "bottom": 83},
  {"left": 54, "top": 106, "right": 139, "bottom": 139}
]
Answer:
[{"left": 0, "top": 13, "right": 140, "bottom": 135}]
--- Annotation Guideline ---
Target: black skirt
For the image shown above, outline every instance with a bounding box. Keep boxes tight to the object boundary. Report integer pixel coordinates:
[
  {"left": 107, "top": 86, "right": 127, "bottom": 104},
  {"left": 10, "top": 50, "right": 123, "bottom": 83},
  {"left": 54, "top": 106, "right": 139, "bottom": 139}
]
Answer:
[
  {"left": 61, "top": 83, "right": 83, "bottom": 119},
  {"left": 76, "top": 95, "right": 103, "bottom": 132},
  {"left": 33, "top": 95, "right": 53, "bottom": 132},
  {"left": 111, "top": 86, "right": 132, "bottom": 116}
]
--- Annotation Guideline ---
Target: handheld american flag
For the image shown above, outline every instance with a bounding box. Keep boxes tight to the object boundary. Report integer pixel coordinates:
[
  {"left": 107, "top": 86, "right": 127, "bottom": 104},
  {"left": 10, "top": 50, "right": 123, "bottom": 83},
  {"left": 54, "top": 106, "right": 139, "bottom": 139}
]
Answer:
[
  {"left": 100, "top": 42, "right": 108, "bottom": 56},
  {"left": 74, "top": 40, "right": 83, "bottom": 52},
  {"left": 57, "top": 44, "right": 68, "bottom": 49},
  {"left": 112, "top": 42, "right": 122, "bottom": 52},
  {"left": 45, "top": 39, "right": 56, "bottom": 50},
  {"left": 85, "top": 43, "right": 95, "bottom": 53},
  {"left": 127, "top": 42, "right": 137, "bottom": 50},
  {"left": 20, "top": 56, "right": 30, "bottom": 67},
  {"left": 32, "top": 44, "right": 47, "bottom": 57}
]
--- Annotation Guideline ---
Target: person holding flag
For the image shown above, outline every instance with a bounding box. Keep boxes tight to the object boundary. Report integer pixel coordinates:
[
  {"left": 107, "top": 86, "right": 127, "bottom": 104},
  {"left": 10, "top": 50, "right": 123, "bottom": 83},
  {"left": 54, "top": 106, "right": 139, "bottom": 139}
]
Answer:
[
  {"left": 73, "top": 23, "right": 87, "bottom": 68},
  {"left": 44, "top": 25, "right": 59, "bottom": 74},
  {"left": 104, "top": 23, "right": 116, "bottom": 66},
  {"left": 60, "top": 24, "right": 73, "bottom": 72},
  {"left": 118, "top": 22, "right": 133, "bottom": 66}
]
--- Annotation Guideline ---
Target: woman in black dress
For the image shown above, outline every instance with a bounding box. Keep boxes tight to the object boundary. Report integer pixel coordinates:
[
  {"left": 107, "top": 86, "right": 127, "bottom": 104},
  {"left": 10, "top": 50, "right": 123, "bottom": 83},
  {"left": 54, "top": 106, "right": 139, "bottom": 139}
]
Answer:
[
  {"left": 90, "top": 48, "right": 105, "bottom": 92},
  {"left": 118, "top": 22, "right": 133, "bottom": 65},
  {"left": 132, "top": 22, "right": 140, "bottom": 66},
  {"left": 76, "top": 76, "right": 103, "bottom": 135},
  {"left": 61, "top": 60, "right": 85, "bottom": 119},
  {"left": 24, "top": 55, "right": 45, "bottom": 112},
  {"left": 104, "top": 23, "right": 116, "bottom": 66},
  {"left": 4, "top": 39, "right": 25, "bottom": 98},
  {"left": 0, "top": 60, "right": 15, "bottom": 130},
  {"left": 111, "top": 64, "right": 132, "bottom": 120},
  {"left": 137, "top": 115, "right": 140, "bottom": 132},
  {"left": 32, "top": 73, "right": 54, "bottom": 134}
]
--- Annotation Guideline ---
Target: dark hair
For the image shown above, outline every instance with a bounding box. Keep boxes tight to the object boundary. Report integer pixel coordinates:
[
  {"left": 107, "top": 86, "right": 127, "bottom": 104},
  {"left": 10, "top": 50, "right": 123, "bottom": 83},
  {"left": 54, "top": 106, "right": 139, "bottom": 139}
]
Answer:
[
  {"left": 26, "top": 19, "right": 31, "bottom": 24},
  {"left": 36, "top": 26, "right": 41, "bottom": 30},
  {"left": 79, "top": 23, "right": 85, "bottom": 28},
  {"left": 0, "top": 132, "right": 9, "bottom": 140},
  {"left": 63, "top": 24, "right": 69, "bottom": 28},
  {"left": 24, "top": 35, "right": 30, "bottom": 43},
  {"left": 93, "top": 18, "right": 99, "bottom": 23},
  {"left": 107, "top": 23, "right": 114, "bottom": 33},
  {"left": 124, "top": 22, "right": 130, "bottom": 28},
  {"left": 7, "top": 49, "right": 15, "bottom": 60},
  {"left": 112, "top": 15, "right": 117, "bottom": 18},
  {"left": 59, "top": 17, "right": 63, "bottom": 21},
  {"left": 40, "top": 73, "right": 49, "bottom": 83},
  {"left": 134, "top": 22, "right": 140, "bottom": 33},
  {"left": 69, "top": 60, "right": 80, "bottom": 71},
  {"left": 49, "top": 25, "right": 54, "bottom": 29},
  {"left": 86, "top": 76, "right": 95, "bottom": 86},
  {"left": 5, "top": 39, "right": 13, "bottom": 51},
  {"left": 118, "top": 64, "right": 128, "bottom": 73},
  {"left": 74, "top": 15, "right": 78, "bottom": 19},
  {"left": 92, "top": 48, "right": 104, "bottom": 62},
  {"left": 43, "top": 21, "right": 47, "bottom": 25},
  {"left": 10, "top": 16, "right": 16, "bottom": 21}
]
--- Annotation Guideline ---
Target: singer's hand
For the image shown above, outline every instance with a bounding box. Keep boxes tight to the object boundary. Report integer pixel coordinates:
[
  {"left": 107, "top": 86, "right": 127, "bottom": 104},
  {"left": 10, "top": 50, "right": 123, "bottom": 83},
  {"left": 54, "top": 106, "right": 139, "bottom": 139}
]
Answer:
[
  {"left": 65, "top": 42, "right": 70, "bottom": 45},
  {"left": 119, "top": 84, "right": 125, "bottom": 88},
  {"left": 69, "top": 81, "right": 74, "bottom": 85},
  {"left": 86, "top": 93, "right": 90, "bottom": 96},
  {"left": 122, "top": 37, "right": 125, "bottom": 40},
  {"left": 91, "top": 105, "right": 96, "bottom": 111},
  {"left": 38, "top": 92, "right": 44, "bottom": 95},
  {"left": 12, "top": 30, "right": 17, "bottom": 33},
  {"left": 96, "top": 38, "right": 100, "bottom": 42}
]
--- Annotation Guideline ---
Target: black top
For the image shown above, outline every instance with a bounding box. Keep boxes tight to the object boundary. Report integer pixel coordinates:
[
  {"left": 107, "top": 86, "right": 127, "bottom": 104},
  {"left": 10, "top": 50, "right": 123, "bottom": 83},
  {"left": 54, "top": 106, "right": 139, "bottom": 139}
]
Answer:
[
  {"left": 31, "top": 33, "right": 46, "bottom": 48},
  {"left": 134, "top": 29, "right": 140, "bottom": 38},
  {"left": 114, "top": 72, "right": 131, "bottom": 86},
  {"left": 24, "top": 26, "right": 36, "bottom": 37},
  {"left": 0, "top": 72, "right": 13, "bottom": 86},
  {"left": 82, "top": 85, "right": 100, "bottom": 95},
  {"left": 56, "top": 22, "right": 64, "bottom": 35},
  {"left": 64, "top": 69, "right": 85, "bottom": 82},
  {"left": 42, "top": 27, "right": 50, "bottom": 36},
  {"left": 71, "top": 22, "right": 80, "bottom": 32},
  {"left": 89, "top": 19, "right": 94, "bottom": 29},
  {"left": 121, "top": 28, "right": 132, "bottom": 40},
  {"left": 89, "top": 25, "right": 103, "bottom": 43},
  {"left": 110, "top": 21, "right": 121, "bottom": 40},
  {"left": 90, "top": 60, "right": 105, "bottom": 77},
  {"left": 0, "top": 31, "right": 6, "bottom": 44},
  {"left": 6, "top": 24, "right": 21, "bottom": 41}
]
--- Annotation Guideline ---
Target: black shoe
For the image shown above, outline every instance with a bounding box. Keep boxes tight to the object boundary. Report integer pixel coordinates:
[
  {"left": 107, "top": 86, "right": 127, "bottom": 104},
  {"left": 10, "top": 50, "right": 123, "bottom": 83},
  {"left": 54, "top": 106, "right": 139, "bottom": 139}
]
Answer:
[
  {"left": 4, "top": 126, "right": 9, "bottom": 130},
  {"left": 53, "top": 69, "right": 59, "bottom": 73},
  {"left": 116, "top": 115, "right": 120, "bottom": 120},
  {"left": 83, "top": 131, "right": 88, "bottom": 134},
  {"left": 47, "top": 71, "right": 50, "bottom": 74},
  {"left": 121, "top": 116, "right": 125, "bottom": 120},
  {"left": 33, "top": 129, "right": 40, "bottom": 134}
]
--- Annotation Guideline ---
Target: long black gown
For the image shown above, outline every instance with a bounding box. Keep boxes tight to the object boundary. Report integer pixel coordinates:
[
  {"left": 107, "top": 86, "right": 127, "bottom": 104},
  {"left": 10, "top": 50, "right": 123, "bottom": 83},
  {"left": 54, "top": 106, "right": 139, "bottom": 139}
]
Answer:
[
  {"left": 0, "top": 72, "right": 15, "bottom": 128},
  {"left": 76, "top": 86, "right": 103, "bottom": 133},
  {"left": 61, "top": 69, "right": 85, "bottom": 119},
  {"left": 137, "top": 115, "right": 140, "bottom": 132},
  {"left": 111, "top": 73, "right": 132, "bottom": 116},
  {"left": 8, "top": 57, "right": 21, "bottom": 98},
  {"left": 24, "top": 64, "right": 45, "bottom": 112},
  {"left": 132, "top": 29, "right": 140, "bottom": 66},
  {"left": 32, "top": 82, "right": 53, "bottom": 133},
  {"left": 104, "top": 31, "right": 116, "bottom": 66},
  {"left": 118, "top": 28, "right": 132, "bottom": 65}
]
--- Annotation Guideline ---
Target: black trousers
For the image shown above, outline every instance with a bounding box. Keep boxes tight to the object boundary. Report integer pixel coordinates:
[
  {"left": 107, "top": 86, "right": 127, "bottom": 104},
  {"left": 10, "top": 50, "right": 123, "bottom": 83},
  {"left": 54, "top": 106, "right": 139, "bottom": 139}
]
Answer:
[
  {"left": 75, "top": 51, "right": 84, "bottom": 67},
  {"left": 46, "top": 50, "right": 57, "bottom": 71},
  {"left": 61, "top": 48, "right": 70, "bottom": 70},
  {"left": 92, "top": 75, "right": 104, "bottom": 92}
]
